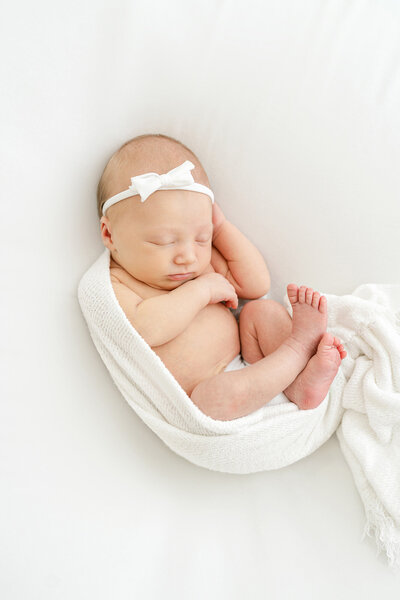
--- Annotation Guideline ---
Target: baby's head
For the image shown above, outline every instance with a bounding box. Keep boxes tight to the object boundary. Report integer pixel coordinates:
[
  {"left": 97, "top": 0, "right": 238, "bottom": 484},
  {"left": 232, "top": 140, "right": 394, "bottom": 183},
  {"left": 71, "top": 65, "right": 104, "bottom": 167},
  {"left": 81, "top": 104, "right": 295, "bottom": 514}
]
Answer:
[{"left": 98, "top": 134, "right": 214, "bottom": 290}]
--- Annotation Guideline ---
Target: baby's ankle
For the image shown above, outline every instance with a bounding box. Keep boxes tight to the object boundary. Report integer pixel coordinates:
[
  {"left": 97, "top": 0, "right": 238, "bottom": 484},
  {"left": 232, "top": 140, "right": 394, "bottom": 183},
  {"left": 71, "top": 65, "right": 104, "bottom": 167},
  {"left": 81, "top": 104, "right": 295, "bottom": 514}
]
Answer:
[{"left": 283, "top": 335, "right": 313, "bottom": 366}]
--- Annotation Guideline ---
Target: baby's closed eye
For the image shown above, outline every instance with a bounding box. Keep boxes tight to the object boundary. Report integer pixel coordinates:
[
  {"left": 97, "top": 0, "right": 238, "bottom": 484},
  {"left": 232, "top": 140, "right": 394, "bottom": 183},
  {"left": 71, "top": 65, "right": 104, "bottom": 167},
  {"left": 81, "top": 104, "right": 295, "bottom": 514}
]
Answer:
[
  {"left": 196, "top": 235, "right": 212, "bottom": 243},
  {"left": 148, "top": 235, "right": 211, "bottom": 246}
]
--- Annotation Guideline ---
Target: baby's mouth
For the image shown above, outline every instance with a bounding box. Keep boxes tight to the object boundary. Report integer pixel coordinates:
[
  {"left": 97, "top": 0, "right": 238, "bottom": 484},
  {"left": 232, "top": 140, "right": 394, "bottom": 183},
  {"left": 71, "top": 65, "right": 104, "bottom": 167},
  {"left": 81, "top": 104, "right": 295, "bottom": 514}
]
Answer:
[{"left": 168, "top": 272, "right": 194, "bottom": 281}]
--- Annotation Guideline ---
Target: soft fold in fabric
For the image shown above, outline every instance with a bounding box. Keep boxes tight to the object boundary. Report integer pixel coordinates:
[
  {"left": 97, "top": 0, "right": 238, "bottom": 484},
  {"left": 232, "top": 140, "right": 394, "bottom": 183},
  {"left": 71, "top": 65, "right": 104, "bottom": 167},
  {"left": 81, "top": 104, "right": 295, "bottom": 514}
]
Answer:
[{"left": 78, "top": 247, "right": 400, "bottom": 567}]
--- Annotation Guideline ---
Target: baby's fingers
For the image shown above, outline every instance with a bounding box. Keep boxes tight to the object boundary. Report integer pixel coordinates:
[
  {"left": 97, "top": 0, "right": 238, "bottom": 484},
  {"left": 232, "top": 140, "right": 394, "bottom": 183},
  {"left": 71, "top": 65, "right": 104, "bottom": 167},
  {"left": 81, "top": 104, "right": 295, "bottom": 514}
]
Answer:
[{"left": 224, "top": 298, "right": 238, "bottom": 309}]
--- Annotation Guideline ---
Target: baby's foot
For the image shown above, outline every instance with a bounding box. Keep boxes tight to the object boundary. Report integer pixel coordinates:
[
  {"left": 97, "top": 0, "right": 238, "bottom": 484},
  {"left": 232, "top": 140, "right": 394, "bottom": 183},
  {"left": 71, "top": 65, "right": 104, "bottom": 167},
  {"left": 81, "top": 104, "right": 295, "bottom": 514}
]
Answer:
[
  {"left": 286, "top": 284, "right": 328, "bottom": 359},
  {"left": 284, "top": 333, "right": 347, "bottom": 410}
]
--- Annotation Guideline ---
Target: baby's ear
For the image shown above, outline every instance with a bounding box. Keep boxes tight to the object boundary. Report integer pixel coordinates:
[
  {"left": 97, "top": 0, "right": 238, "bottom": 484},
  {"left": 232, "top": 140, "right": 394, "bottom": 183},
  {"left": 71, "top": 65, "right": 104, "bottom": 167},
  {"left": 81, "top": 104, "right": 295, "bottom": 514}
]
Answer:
[{"left": 100, "top": 217, "right": 114, "bottom": 249}]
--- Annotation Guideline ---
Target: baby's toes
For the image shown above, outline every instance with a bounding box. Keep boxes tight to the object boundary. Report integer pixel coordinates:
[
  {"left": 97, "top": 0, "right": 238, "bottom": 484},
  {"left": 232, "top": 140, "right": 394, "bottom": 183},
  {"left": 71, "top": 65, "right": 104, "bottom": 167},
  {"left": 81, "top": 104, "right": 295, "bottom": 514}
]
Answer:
[
  {"left": 287, "top": 284, "right": 299, "bottom": 305},
  {"left": 333, "top": 337, "right": 347, "bottom": 360},
  {"left": 320, "top": 332, "right": 334, "bottom": 348},
  {"left": 318, "top": 295, "right": 327, "bottom": 314},
  {"left": 311, "top": 292, "right": 320, "bottom": 308},
  {"left": 298, "top": 285, "right": 307, "bottom": 303},
  {"left": 305, "top": 287, "right": 314, "bottom": 305}
]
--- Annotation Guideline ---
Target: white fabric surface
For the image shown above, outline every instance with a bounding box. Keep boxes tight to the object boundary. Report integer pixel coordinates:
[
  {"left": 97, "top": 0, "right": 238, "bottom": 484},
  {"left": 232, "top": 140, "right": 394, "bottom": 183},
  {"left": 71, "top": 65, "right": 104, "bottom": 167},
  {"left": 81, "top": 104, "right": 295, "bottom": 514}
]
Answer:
[
  {"left": 223, "top": 352, "right": 250, "bottom": 372},
  {"left": 3, "top": 0, "right": 400, "bottom": 596},
  {"left": 78, "top": 247, "right": 400, "bottom": 566}
]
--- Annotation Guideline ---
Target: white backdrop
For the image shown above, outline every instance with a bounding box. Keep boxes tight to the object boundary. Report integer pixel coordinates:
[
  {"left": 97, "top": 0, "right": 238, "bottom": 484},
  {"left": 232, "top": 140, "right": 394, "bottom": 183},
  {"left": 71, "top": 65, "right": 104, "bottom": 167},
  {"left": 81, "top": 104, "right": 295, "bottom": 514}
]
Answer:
[{"left": 1, "top": 0, "right": 400, "bottom": 597}]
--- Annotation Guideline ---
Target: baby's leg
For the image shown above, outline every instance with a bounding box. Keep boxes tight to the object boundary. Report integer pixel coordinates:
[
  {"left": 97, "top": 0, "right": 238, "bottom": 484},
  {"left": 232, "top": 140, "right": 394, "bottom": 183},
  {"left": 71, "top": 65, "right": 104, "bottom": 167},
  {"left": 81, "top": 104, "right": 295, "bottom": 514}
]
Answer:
[
  {"left": 239, "top": 287, "right": 346, "bottom": 410},
  {"left": 239, "top": 299, "right": 292, "bottom": 363},
  {"left": 190, "top": 285, "right": 332, "bottom": 421}
]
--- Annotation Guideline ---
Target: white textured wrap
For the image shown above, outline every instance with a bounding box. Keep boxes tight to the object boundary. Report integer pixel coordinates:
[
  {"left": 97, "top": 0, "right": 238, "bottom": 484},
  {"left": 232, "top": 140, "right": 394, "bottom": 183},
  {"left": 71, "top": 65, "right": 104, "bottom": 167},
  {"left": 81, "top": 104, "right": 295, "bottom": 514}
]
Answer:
[{"left": 78, "top": 247, "right": 400, "bottom": 567}]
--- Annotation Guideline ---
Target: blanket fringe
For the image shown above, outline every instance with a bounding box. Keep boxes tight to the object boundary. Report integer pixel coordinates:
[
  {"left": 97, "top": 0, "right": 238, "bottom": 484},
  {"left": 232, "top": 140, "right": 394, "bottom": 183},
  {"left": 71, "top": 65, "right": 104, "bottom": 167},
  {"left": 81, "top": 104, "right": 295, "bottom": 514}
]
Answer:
[{"left": 362, "top": 495, "right": 400, "bottom": 570}]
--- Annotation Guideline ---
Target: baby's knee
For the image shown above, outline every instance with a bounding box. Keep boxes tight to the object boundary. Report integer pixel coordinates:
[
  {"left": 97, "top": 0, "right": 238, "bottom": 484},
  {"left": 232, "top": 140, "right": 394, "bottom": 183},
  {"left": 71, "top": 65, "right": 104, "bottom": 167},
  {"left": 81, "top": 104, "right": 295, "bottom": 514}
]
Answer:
[
  {"left": 239, "top": 298, "right": 285, "bottom": 324},
  {"left": 239, "top": 299, "right": 292, "bottom": 343}
]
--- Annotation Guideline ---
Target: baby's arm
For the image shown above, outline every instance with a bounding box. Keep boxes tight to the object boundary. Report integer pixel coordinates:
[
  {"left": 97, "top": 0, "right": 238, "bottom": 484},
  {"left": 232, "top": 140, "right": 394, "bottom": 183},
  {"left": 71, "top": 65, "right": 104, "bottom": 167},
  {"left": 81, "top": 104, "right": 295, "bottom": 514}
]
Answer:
[
  {"left": 212, "top": 203, "right": 270, "bottom": 299},
  {"left": 111, "top": 273, "right": 237, "bottom": 348},
  {"left": 111, "top": 278, "right": 209, "bottom": 347}
]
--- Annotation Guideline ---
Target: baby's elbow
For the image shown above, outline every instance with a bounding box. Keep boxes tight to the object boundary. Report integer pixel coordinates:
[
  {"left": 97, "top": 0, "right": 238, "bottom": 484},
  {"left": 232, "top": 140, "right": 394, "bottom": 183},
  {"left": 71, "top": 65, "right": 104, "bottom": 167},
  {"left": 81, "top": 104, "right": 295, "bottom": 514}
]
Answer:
[
  {"left": 257, "top": 272, "right": 271, "bottom": 298},
  {"left": 246, "top": 281, "right": 270, "bottom": 300},
  {"left": 257, "top": 283, "right": 270, "bottom": 298}
]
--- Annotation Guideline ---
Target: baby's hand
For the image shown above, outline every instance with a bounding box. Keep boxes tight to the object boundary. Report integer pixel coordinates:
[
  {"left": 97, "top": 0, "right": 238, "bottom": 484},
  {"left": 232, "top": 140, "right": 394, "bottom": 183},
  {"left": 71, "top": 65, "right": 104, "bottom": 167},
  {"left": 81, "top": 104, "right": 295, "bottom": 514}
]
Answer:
[
  {"left": 196, "top": 272, "right": 238, "bottom": 309},
  {"left": 212, "top": 202, "right": 227, "bottom": 240}
]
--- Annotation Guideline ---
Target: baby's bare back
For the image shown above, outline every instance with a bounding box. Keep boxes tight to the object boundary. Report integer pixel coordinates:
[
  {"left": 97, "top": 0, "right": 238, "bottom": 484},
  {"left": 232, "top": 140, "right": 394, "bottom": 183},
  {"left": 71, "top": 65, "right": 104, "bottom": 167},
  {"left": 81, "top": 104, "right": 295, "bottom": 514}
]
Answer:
[{"left": 110, "top": 263, "right": 241, "bottom": 396}]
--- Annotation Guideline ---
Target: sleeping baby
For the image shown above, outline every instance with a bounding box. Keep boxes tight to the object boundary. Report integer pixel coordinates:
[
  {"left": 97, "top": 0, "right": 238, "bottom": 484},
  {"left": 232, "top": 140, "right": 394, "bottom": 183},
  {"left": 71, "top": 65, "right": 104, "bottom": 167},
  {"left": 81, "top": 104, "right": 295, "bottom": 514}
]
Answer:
[{"left": 97, "top": 133, "right": 346, "bottom": 421}]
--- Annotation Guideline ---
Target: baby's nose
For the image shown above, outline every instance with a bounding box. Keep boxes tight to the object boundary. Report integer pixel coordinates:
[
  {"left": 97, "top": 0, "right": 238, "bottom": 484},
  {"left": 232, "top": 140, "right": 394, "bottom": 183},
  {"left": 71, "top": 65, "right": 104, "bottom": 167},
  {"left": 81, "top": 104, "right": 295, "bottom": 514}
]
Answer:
[{"left": 174, "top": 243, "right": 196, "bottom": 263}]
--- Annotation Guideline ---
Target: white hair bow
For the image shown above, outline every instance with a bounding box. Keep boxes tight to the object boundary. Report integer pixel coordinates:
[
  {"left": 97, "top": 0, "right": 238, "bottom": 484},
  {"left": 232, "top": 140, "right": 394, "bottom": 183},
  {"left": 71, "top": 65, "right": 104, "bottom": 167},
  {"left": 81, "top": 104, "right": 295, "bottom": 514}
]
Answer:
[
  {"left": 101, "top": 159, "right": 214, "bottom": 216},
  {"left": 131, "top": 160, "right": 196, "bottom": 203}
]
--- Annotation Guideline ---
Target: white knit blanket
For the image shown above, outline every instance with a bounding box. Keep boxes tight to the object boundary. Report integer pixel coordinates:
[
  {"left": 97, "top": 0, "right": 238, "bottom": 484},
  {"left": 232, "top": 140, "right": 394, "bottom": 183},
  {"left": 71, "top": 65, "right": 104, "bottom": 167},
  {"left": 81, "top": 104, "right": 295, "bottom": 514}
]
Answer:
[{"left": 78, "top": 248, "right": 400, "bottom": 567}]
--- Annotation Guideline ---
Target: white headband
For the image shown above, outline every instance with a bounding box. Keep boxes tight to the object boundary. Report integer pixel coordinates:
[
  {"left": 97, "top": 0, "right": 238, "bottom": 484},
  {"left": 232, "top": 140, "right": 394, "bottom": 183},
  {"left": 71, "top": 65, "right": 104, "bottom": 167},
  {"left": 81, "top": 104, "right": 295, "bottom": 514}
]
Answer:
[{"left": 102, "top": 160, "right": 214, "bottom": 216}]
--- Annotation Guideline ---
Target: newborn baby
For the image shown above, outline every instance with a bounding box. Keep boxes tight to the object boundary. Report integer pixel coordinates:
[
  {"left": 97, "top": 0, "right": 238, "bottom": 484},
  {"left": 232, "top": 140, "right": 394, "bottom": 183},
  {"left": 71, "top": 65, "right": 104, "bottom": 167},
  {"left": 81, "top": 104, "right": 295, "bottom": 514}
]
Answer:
[{"left": 98, "top": 133, "right": 346, "bottom": 420}]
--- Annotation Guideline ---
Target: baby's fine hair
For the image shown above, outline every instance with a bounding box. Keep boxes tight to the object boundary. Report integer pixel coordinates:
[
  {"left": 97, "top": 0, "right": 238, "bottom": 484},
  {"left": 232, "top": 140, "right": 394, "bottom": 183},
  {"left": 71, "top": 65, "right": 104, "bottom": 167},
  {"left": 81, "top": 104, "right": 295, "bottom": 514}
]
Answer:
[{"left": 96, "top": 133, "right": 211, "bottom": 219}]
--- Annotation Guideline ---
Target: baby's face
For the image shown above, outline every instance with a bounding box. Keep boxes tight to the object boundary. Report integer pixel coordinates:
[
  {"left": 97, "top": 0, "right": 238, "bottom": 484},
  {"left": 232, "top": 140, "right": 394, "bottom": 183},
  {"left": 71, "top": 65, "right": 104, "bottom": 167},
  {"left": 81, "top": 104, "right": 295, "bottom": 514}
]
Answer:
[{"left": 101, "top": 189, "right": 213, "bottom": 290}]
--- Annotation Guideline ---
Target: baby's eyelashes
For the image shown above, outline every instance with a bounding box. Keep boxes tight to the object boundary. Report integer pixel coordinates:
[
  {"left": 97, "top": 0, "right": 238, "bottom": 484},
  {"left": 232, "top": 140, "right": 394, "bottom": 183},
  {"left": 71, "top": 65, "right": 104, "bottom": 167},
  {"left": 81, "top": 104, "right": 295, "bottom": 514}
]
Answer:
[
  {"left": 147, "top": 241, "right": 172, "bottom": 246},
  {"left": 147, "top": 236, "right": 212, "bottom": 246}
]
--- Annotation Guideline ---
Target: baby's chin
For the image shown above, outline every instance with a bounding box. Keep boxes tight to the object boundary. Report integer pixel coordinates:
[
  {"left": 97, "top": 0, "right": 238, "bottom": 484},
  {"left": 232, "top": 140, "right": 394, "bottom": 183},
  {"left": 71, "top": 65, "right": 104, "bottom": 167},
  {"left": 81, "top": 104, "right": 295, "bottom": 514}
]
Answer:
[{"left": 156, "top": 272, "right": 199, "bottom": 290}]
